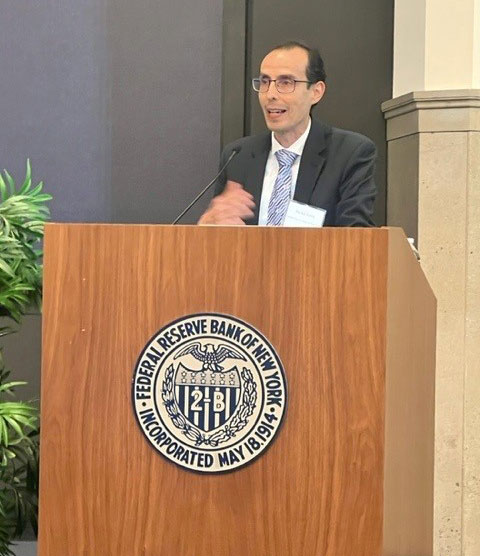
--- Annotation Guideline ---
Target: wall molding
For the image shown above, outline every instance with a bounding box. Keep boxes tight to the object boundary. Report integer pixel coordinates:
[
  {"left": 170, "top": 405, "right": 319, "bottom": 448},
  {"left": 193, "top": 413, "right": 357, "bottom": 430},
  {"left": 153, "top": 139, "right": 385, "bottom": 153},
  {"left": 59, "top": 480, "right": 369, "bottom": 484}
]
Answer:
[{"left": 221, "top": 0, "right": 248, "bottom": 148}]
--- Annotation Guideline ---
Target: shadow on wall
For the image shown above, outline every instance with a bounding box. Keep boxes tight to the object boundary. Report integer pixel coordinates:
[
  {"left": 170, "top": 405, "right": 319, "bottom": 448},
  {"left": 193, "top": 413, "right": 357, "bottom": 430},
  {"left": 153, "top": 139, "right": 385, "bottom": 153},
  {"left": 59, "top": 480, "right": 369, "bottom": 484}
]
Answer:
[{"left": 12, "top": 541, "right": 36, "bottom": 556}]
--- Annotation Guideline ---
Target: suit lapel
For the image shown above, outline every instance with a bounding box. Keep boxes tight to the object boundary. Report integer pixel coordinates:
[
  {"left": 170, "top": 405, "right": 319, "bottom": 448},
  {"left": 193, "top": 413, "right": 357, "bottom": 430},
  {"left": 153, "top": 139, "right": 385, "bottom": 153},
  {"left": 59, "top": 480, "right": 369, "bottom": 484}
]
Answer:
[
  {"left": 244, "top": 132, "right": 270, "bottom": 225},
  {"left": 241, "top": 120, "right": 329, "bottom": 224},
  {"left": 294, "top": 120, "right": 328, "bottom": 204}
]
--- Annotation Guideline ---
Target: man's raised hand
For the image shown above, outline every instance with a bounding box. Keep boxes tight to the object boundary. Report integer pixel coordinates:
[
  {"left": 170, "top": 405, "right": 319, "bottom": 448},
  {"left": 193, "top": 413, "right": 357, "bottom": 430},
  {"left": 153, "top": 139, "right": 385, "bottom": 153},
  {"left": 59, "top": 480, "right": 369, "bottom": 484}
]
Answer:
[{"left": 198, "top": 181, "right": 255, "bottom": 225}]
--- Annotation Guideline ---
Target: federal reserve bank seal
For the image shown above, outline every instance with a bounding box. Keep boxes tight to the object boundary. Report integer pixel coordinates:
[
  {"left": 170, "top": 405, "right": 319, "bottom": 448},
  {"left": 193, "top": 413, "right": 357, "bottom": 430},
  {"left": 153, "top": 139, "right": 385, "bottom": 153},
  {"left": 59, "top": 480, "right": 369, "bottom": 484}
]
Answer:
[{"left": 132, "top": 313, "right": 287, "bottom": 473}]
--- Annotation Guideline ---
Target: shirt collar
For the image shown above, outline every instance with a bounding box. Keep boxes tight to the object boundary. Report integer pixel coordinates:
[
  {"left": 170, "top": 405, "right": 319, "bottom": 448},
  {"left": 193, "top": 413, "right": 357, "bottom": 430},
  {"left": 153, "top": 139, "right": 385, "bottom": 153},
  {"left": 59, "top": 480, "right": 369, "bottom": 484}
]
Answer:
[{"left": 271, "top": 118, "right": 312, "bottom": 157}]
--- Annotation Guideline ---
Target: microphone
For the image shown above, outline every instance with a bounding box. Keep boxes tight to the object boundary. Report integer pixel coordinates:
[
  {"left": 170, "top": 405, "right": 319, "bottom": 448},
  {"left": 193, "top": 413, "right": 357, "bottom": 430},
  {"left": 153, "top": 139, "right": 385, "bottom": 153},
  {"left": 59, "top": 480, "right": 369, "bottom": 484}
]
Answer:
[{"left": 172, "top": 147, "right": 241, "bottom": 224}]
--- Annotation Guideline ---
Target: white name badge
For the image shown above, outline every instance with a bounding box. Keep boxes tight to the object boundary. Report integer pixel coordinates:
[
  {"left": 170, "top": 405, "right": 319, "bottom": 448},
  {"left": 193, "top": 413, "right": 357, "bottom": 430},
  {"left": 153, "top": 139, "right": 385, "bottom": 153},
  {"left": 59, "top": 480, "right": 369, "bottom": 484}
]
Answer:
[{"left": 283, "top": 200, "right": 326, "bottom": 227}]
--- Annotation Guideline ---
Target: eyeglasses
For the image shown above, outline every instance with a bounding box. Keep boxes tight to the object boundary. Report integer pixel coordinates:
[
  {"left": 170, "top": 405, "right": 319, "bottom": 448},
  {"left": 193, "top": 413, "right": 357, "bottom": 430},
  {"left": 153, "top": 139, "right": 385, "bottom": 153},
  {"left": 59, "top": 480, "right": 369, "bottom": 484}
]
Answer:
[{"left": 252, "top": 77, "right": 312, "bottom": 93}]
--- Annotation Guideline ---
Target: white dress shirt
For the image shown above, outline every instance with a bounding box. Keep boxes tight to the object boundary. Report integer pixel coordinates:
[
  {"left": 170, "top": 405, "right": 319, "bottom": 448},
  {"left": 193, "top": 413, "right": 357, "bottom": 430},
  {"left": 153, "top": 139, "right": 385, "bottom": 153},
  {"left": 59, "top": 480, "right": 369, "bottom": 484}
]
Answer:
[{"left": 258, "top": 118, "right": 312, "bottom": 225}]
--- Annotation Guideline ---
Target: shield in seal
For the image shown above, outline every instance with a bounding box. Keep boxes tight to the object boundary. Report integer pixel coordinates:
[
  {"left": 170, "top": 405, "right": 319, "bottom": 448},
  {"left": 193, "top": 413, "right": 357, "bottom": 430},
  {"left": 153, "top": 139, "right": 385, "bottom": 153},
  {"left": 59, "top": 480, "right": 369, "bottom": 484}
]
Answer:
[
  {"left": 173, "top": 342, "right": 245, "bottom": 432},
  {"left": 174, "top": 363, "right": 241, "bottom": 432},
  {"left": 132, "top": 313, "right": 287, "bottom": 473}
]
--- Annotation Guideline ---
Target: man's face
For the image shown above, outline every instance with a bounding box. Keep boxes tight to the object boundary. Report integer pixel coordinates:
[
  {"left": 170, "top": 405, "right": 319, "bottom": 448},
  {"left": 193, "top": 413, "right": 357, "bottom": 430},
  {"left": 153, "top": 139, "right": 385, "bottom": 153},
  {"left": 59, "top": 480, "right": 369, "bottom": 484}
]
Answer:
[{"left": 258, "top": 47, "right": 325, "bottom": 142}]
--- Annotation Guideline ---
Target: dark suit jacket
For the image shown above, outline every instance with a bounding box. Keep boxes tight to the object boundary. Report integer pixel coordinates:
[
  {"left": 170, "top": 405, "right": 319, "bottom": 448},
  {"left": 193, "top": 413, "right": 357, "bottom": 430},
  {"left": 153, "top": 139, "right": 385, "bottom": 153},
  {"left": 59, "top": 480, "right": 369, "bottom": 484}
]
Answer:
[{"left": 214, "top": 119, "right": 377, "bottom": 227}]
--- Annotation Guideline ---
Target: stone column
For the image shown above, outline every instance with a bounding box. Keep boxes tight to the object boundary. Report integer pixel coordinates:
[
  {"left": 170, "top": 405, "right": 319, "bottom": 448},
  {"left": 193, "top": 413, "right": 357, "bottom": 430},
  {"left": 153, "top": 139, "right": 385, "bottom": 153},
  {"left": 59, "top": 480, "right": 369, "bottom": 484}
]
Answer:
[{"left": 382, "top": 2, "right": 480, "bottom": 554}]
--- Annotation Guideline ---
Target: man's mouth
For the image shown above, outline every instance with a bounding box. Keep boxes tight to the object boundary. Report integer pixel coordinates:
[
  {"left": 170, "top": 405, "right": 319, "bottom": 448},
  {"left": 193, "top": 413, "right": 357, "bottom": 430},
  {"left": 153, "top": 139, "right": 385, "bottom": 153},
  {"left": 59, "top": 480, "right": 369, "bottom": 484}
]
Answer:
[{"left": 267, "top": 108, "right": 287, "bottom": 115}]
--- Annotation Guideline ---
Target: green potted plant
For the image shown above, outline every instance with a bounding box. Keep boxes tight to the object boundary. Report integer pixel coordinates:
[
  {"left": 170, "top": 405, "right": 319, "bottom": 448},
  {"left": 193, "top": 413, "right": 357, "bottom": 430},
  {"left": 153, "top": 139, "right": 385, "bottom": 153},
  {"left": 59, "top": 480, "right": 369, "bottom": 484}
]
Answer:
[{"left": 0, "top": 161, "right": 51, "bottom": 555}]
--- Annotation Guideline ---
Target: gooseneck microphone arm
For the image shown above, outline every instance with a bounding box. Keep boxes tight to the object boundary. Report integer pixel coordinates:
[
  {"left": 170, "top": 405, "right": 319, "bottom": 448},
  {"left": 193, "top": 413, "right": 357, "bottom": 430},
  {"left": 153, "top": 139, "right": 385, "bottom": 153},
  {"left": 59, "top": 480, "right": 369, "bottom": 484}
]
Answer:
[{"left": 172, "top": 148, "right": 241, "bottom": 225}]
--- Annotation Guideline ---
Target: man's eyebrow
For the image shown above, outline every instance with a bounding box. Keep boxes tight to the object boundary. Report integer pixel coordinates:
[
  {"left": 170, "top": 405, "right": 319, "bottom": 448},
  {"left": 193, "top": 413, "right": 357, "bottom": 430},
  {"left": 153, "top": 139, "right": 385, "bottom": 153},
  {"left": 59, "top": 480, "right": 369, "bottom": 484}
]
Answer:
[{"left": 259, "top": 73, "right": 296, "bottom": 79}]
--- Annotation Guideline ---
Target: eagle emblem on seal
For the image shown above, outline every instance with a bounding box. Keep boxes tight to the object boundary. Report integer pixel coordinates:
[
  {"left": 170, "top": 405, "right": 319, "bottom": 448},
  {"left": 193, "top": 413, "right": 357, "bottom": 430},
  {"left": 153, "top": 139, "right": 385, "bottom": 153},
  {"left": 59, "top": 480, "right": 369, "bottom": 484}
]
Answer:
[{"left": 174, "top": 342, "right": 246, "bottom": 372}]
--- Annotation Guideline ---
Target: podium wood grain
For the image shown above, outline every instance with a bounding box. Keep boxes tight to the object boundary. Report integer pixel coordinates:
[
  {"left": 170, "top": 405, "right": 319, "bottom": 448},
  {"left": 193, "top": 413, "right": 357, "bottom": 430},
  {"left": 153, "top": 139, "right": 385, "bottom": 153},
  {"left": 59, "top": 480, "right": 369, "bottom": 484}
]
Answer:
[{"left": 38, "top": 225, "right": 435, "bottom": 556}]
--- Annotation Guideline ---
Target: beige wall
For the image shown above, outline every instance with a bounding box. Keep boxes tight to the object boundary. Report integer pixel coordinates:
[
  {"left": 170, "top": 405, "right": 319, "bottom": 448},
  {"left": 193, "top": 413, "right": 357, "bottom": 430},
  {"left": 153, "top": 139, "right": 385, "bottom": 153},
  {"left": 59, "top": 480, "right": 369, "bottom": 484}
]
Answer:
[
  {"left": 393, "top": 0, "right": 426, "bottom": 96},
  {"left": 394, "top": 0, "right": 480, "bottom": 96},
  {"left": 387, "top": 3, "right": 480, "bottom": 553},
  {"left": 463, "top": 132, "right": 480, "bottom": 555}
]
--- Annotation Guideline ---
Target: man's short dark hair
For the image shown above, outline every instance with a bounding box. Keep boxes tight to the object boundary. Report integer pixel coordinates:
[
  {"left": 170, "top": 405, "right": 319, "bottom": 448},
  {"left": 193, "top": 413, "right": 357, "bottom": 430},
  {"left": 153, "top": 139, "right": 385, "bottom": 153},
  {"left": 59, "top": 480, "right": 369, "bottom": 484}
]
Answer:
[{"left": 271, "top": 40, "right": 327, "bottom": 85}]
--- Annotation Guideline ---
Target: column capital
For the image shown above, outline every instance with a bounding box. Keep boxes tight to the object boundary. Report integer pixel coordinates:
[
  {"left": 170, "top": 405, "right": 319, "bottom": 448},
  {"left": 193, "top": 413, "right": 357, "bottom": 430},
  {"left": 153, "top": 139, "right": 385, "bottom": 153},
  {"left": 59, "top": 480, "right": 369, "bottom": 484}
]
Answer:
[{"left": 381, "top": 89, "right": 480, "bottom": 140}]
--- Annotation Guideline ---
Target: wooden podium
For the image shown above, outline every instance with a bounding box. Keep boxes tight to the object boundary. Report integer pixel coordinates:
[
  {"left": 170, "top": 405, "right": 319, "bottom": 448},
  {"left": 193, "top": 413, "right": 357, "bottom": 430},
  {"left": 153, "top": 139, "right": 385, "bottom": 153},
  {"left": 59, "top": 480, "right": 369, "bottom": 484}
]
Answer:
[{"left": 38, "top": 225, "right": 436, "bottom": 556}]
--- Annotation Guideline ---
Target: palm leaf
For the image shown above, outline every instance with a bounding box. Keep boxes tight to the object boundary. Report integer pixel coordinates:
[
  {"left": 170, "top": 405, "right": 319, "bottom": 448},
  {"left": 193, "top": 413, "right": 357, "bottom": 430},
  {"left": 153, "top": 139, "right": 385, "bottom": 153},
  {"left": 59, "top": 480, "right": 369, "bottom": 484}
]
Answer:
[
  {"left": 0, "top": 161, "right": 50, "bottom": 321},
  {"left": 0, "top": 160, "right": 46, "bottom": 553}
]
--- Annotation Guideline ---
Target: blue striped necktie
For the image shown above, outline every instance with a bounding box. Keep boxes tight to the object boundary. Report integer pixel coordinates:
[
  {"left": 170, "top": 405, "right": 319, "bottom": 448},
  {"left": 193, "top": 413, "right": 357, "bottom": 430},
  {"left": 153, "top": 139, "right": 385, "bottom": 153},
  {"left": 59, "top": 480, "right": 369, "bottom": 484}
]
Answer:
[{"left": 267, "top": 149, "right": 298, "bottom": 226}]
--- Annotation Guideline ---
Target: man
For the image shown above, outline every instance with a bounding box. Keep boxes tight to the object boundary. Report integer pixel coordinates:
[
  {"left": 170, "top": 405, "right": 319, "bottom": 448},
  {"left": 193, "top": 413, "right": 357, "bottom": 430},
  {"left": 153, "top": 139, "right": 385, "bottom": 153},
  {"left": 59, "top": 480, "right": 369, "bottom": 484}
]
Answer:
[{"left": 198, "top": 41, "right": 377, "bottom": 227}]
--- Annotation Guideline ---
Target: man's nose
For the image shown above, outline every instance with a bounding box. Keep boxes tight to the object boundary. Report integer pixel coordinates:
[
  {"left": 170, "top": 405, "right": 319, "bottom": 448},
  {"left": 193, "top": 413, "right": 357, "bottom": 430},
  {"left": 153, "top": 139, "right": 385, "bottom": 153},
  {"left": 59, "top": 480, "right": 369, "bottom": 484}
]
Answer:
[{"left": 266, "top": 82, "right": 278, "bottom": 100}]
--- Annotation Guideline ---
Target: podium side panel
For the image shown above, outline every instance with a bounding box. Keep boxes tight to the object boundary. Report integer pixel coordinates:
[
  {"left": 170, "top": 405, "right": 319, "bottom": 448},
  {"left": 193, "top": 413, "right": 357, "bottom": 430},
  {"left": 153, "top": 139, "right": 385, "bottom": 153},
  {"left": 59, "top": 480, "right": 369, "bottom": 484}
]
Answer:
[{"left": 383, "top": 228, "right": 436, "bottom": 556}]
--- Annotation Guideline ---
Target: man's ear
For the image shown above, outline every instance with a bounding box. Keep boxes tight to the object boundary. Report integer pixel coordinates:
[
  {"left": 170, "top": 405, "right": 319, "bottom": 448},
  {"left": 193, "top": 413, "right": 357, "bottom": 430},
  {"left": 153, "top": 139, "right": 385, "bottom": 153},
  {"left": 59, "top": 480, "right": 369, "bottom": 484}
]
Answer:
[{"left": 311, "top": 81, "right": 326, "bottom": 106}]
